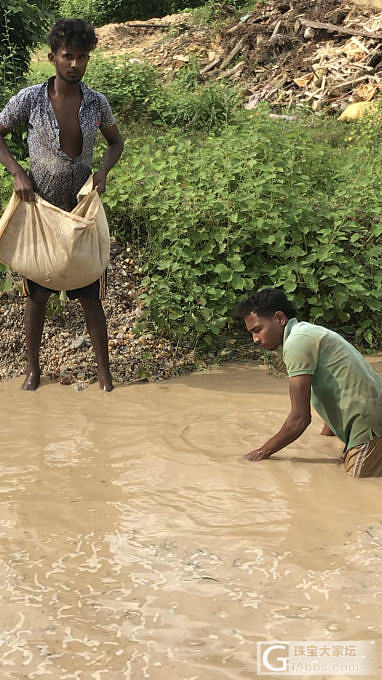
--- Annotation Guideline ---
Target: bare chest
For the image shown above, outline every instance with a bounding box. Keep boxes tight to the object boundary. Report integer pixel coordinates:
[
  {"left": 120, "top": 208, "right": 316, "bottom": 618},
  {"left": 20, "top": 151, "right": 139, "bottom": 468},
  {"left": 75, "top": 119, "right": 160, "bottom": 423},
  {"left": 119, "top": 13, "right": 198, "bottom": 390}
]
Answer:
[{"left": 50, "top": 96, "right": 83, "bottom": 159}]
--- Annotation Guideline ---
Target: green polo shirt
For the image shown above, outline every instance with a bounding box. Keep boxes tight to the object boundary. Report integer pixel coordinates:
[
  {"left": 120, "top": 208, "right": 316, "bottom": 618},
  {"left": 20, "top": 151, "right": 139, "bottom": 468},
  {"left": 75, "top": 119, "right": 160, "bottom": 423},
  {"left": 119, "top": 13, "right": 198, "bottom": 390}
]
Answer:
[{"left": 282, "top": 318, "right": 382, "bottom": 451}]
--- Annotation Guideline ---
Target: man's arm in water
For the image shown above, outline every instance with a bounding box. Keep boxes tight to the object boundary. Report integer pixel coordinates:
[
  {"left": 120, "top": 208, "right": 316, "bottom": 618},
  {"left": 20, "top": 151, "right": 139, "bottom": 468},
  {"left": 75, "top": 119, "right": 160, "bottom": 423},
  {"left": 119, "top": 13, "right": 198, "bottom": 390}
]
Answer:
[
  {"left": 246, "top": 374, "right": 312, "bottom": 461},
  {"left": 0, "top": 123, "right": 35, "bottom": 201},
  {"left": 92, "top": 124, "right": 124, "bottom": 194}
]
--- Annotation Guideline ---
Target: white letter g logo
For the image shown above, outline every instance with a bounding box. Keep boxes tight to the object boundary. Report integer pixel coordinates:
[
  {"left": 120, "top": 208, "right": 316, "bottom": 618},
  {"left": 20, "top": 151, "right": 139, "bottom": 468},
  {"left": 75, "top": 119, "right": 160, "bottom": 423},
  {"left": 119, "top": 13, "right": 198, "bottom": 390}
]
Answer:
[{"left": 262, "top": 644, "right": 288, "bottom": 672}]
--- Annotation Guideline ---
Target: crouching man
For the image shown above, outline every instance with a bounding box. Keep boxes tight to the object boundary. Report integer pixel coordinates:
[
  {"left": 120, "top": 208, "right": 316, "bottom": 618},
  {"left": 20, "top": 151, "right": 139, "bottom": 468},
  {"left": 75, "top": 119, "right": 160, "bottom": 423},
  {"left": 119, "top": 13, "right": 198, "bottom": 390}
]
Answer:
[{"left": 235, "top": 288, "right": 382, "bottom": 478}]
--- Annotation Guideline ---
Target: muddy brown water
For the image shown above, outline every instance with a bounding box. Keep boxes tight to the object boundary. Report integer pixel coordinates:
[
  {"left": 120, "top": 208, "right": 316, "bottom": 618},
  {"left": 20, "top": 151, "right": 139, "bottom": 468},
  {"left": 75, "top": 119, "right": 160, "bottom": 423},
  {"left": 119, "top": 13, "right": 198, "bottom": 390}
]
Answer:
[{"left": 0, "top": 361, "right": 381, "bottom": 679}]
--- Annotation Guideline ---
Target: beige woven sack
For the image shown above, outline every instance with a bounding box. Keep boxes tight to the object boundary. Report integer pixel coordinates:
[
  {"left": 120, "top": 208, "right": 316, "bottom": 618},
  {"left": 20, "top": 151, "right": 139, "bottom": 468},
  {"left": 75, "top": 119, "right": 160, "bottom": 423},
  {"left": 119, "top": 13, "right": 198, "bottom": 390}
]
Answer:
[{"left": 0, "top": 176, "right": 110, "bottom": 290}]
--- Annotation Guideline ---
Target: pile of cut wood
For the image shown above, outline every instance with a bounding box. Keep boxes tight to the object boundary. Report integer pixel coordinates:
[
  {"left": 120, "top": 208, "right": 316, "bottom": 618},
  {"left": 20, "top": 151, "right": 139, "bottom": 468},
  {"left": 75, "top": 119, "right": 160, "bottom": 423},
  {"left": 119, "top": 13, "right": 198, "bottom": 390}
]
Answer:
[
  {"left": 96, "top": 1, "right": 382, "bottom": 114},
  {"left": 202, "top": 0, "right": 382, "bottom": 114}
]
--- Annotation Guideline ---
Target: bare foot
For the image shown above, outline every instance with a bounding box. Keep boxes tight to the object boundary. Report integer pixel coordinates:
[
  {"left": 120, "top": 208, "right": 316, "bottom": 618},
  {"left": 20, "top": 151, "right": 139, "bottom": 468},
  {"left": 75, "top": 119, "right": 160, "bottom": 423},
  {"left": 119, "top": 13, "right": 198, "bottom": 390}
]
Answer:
[
  {"left": 22, "top": 370, "right": 40, "bottom": 391},
  {"left": 99, "top": 373, "right": 113, "bottom": 392},
  {"left": 320, "top": 423, "right": 335, "bottom": 436}
]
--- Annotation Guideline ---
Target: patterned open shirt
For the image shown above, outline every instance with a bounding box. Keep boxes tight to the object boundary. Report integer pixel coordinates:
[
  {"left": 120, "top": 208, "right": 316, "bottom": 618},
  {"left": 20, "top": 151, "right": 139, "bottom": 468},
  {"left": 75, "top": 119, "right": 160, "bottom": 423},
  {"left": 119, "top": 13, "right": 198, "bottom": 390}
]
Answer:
[{"left": 0, "top": 76, "right": 115, "bottom": 211}]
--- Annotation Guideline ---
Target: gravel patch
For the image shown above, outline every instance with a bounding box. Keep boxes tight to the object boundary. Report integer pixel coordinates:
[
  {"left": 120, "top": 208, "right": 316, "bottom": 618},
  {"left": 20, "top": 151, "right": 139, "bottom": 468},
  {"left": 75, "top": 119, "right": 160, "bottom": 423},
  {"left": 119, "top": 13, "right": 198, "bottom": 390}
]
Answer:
[{"left": 0, "top": 239, "right": 202, "bottom": 388}]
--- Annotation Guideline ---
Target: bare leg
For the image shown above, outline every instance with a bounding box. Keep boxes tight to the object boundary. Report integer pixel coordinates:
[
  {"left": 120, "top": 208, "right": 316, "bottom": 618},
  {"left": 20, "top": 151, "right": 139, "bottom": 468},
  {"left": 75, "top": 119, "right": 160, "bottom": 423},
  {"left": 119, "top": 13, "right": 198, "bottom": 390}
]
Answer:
[
  {"left": 79, "top": 297, "right": 113, "bottom": 391},
  {"left": 23, "top": 290, "right": 50, "bottom": 390},
  {"left": 320, "top": 422, "right": 335, "bottom": 436}
]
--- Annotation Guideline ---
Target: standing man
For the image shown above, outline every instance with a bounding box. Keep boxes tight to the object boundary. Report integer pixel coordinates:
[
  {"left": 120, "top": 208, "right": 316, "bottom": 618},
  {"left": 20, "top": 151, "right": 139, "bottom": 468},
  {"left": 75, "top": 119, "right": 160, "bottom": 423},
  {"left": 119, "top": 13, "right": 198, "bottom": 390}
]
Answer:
[
  {"left": 235, "top": 288, "right": 382, "bottom": 478},
  {"left": 0, "top": 18, "right": 124, "bottom": 390}
]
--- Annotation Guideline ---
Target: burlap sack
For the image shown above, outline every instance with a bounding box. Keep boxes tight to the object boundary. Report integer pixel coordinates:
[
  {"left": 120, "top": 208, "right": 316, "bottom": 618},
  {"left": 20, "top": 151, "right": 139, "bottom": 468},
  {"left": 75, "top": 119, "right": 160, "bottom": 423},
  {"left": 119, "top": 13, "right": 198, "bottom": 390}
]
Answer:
[{"left": 0, "top": 176, "right": 110, "bottom": 290}]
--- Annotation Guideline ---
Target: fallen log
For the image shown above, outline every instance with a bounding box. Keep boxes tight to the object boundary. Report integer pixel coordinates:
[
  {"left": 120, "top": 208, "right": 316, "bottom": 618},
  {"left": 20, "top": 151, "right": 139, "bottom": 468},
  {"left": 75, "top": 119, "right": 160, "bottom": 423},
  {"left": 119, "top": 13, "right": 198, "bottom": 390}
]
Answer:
[
  {"left": 329, "top": 73, "right": 372, "bottom": 92},
  {"left": 200, "top": 57, "right": 221, "bottom": 74},
  {"left": 216, "top": 61, "right": 244, "bottom": 80},
  {"left": 219, "top": 38, "right": 245, "bottom": 71}
]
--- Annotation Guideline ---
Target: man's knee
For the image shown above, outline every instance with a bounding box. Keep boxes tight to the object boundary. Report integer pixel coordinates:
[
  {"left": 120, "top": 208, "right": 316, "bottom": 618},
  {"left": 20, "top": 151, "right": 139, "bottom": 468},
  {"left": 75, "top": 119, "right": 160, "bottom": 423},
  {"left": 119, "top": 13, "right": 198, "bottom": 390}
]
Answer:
[
  {"left": 79, "top": 296, "right": 103, "bottom": 310},
  {"left": 28, "top": 290, "right": 51, "bottom": 307}
]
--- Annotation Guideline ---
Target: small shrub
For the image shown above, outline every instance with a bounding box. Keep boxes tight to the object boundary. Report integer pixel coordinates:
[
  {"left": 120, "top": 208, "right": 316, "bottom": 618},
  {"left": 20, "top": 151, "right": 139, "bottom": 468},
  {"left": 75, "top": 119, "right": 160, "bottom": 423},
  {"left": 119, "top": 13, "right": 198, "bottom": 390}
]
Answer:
[
  {"left": 86, "top": 55, "right": 242, "bottom": 130},
  {"left": 0, "top": 0, "right": 51, "bottom": 89},
  {"left": 86, "top": 55, "right": 160, "bottom": 121},
  {"left": 352, "top": 94, "right": 382, "bottom": 147},
  {"left": 192, "top": 1, "right": 257, "bottom": 25},
  {"left": 148, "top": 74, "right": 241, "bottom": 130}
]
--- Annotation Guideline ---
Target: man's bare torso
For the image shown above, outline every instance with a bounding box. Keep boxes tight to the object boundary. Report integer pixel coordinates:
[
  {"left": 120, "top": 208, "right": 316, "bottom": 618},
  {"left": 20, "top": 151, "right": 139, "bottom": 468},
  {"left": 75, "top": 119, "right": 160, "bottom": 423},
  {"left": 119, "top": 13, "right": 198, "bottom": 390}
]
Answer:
[{"left": 49, "top": 82, "right": 83, "bottom": 159}]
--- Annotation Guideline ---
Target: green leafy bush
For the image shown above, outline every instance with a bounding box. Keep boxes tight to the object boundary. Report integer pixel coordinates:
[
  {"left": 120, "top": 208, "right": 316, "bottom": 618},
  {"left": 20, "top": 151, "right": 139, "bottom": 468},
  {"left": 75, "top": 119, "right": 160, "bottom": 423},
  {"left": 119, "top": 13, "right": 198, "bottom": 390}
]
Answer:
[
  {"left": 148, "top": 73, "right": 241, "bottom": 130},
  {"left": 58, "top": 0, "right": 214, "bottom": 26},
  {"left": 0, "top": 0, "right": 51, "bottom": 90},
  {"left": 352, "top": 94, "right": 382, "bottom": 147},
  {"left": 101, "top": 108, "right": 382, "bottom": 348},
  {"left": 0, "top": 0, "right": 31, "bottom": 299},
  {"left": 86, "top": 55, "right": 241, "bottom": 130},
  {"left": 86, "top": 55, "right": 160, "bottom": 120},
  {"left": 192, "top": 0, "right": 257, "bottom": 24}
]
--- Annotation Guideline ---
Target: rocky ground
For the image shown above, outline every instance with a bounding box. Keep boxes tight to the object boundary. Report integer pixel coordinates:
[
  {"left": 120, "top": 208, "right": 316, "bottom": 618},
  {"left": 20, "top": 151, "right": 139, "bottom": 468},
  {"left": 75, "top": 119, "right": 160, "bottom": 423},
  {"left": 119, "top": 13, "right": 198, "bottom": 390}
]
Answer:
[{"left": 0, "top": 239, "right": 253, "bottom": 389}]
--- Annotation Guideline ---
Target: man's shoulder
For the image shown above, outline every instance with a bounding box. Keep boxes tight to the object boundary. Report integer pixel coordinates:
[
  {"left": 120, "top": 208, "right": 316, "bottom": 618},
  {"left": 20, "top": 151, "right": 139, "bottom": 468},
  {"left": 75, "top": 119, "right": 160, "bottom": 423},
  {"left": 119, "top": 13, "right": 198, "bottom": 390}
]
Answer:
[
  {"left": 284, "top": 320, "right": 355, "bottom": 364},
  {"left": 282, "top": 321, "right": 322, "bottom": 375},
  {"left": 81, "top": 82, "right": 110, "bottom": 103},
  {"left": 16, "top": 82, "right": 46, "bottom": 98},
  {"left": 80, "top": 83, "right": 115, "bottom": 125},
  {"left": 285, "top": 321, "right": 327, "bottom": 346},
  {"left": 0, "top": 82, "right": 47, "bottom": 126},
  {"left": 283, "top": 321, "right": 326, "bottom": 361},
  {"left": 8, "top": 82, "right": 46, "bottom": 107}
]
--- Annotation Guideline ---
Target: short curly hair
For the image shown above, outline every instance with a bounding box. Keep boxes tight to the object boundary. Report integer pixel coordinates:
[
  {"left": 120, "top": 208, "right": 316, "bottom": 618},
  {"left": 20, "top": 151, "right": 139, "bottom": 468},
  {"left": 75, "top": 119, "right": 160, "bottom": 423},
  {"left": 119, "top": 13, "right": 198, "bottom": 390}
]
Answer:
[
  {"left": 235, "top": 287, "right": 296, "bottom": 319},
  {"left": 47, "top": 19, "right": 97, "bottom": 53}
]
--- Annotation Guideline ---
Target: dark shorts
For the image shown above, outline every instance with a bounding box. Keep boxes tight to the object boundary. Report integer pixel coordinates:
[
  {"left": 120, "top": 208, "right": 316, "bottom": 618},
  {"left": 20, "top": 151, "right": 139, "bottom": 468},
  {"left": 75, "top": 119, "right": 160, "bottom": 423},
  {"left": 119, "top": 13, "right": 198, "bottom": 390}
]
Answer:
[{"left": 23, "top": 270, "right": 107, "bottom": 301}]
